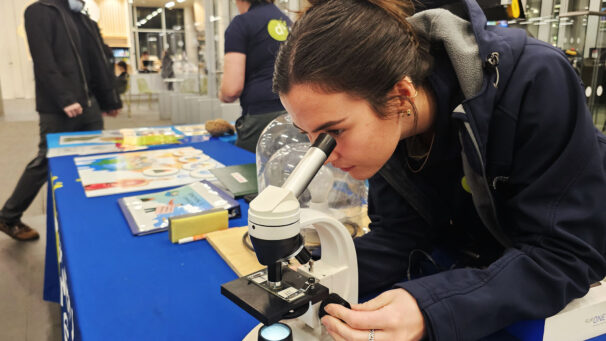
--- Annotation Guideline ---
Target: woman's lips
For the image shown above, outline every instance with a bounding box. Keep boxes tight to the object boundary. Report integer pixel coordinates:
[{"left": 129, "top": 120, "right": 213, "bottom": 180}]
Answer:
[{"left": 339, "top": 166, "right": 353, "bottom": 172}]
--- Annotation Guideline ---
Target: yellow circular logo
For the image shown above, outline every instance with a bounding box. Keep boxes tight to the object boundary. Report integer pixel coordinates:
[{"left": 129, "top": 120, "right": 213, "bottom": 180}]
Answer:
[
  {"left": 268, "top": 19, "right": 288, "bottom": 41},
  {"left": 461, "top": 176, "right": 471, "bottom": 194}
]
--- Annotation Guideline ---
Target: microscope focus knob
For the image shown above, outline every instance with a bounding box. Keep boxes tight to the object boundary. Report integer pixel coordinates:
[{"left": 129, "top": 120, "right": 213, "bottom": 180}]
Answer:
[{"left": 318, "top": 293, "right": 352, "bottom": 320}]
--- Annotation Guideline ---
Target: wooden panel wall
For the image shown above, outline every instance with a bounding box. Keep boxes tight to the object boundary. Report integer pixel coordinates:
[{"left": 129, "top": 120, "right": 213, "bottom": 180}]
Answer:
[
  {"left": 95, "top": 0, "right": 130, "bottom": 47},
  {"left": 0, "top": 0, "right": 36, "bottom": 99}
]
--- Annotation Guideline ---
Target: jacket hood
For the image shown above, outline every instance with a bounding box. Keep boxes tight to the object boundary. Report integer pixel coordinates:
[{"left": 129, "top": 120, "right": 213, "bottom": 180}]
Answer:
[
  {"left": 408, "top": 0, "right": 527, "bottom": 101},
  {"left": 408, "top": 8, "right": 483, "bottom": 99},
  {"left": 408, "top": 0, "right": 528, "bottom": 159}
]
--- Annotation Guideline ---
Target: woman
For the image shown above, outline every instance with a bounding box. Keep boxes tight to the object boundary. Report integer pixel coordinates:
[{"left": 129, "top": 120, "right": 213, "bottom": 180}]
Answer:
[
  {"left": 274, "top": 0, "right": 606, "bottom": 339},
  {"left": 219, "top": 0, "right": 292, "bottom": 152}
]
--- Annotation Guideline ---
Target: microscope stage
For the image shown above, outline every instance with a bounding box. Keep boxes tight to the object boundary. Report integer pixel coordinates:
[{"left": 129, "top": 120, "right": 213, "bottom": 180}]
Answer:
[{"left": 221, "top": 266, "right": 329, "bottom": 325}]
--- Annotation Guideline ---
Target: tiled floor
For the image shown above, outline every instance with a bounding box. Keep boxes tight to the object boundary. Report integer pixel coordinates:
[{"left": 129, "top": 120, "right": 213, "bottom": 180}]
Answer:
[{"left": 0, "top": 98, "right": 167, "bottom": 340}]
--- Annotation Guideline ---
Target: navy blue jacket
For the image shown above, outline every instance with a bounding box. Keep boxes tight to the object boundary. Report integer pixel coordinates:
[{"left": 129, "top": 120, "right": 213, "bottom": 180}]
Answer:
[{"left": 354, "top": 1, "right": 606, "bottom": 339}]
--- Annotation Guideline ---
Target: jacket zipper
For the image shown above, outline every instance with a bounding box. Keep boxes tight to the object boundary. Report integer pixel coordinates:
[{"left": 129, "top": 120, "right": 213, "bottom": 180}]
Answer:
[
  {"left": 485, "top": 52, "right": 500, "bottom": 88},
  {"left": 458, "top": 103, "right": 512, "bottom": 248}
]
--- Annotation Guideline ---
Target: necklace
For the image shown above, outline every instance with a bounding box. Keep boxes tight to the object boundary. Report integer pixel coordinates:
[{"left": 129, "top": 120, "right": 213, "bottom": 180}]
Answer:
[{"left": 406, "top": 132, "right": 436, "bottom": 173}]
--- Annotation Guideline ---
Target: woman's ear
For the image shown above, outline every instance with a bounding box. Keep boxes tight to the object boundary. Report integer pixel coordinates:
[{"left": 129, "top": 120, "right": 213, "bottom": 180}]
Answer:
[{"left": 392, "top": 76, "right": 418, "bottom": 107}]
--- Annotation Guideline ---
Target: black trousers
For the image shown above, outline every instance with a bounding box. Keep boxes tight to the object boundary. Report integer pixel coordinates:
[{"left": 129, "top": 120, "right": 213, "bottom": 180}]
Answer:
[
  {"left": 235, "top": 110, "right": 286, "bottom": 153},
  {"left": 0, "top": 101, "right": 103, "bottom": 224}
]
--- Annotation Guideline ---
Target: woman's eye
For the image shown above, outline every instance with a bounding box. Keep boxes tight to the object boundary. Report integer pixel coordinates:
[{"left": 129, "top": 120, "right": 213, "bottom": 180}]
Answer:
[{"left": 327, "top": 129, "right": 343, "bottom": 137}]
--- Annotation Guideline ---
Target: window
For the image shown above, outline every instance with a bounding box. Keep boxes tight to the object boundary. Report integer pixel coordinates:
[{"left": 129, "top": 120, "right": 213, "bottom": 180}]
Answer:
[
  {"left": 132, "top": 6, "right": 187, "bottom": 73},
  {"left": 135, "top": 7, "right": 162, "bottom": 29},
  {"left": 165, "top": 8, "right": 184, "bottom": 30}
]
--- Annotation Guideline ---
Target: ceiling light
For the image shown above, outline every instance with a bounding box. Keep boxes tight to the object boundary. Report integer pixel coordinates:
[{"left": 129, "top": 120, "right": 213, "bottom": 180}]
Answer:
[{"left": 165, "top": 1, "right": 175, "bottom": 8}]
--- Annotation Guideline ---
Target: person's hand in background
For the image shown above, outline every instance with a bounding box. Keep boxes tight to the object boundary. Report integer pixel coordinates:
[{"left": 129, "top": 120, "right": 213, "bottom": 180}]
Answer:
[
  {"left": 63, "top": 102, "right": 83, "bottom": 117},
  {"left": 103, "top": 109, "right": 120, "bottom": 117}
]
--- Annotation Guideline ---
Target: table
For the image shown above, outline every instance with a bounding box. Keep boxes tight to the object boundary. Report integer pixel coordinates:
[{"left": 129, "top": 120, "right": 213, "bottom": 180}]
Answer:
[
  {"left": 43, "top": 138, "right": 258, "bottom": 341},
  {"left": 41, "top": 136, "right": 605, "bottom": 341}
]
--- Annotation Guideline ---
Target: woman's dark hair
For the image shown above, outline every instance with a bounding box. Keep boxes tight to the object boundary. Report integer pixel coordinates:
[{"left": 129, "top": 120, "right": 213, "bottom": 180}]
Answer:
[{"left": 273, "top": 0, "right": 433, "bottom": 117}]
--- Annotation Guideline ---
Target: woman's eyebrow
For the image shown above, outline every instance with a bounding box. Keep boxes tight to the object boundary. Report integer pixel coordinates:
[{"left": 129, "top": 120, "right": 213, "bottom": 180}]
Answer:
[{"left": 292, "top": 118, "right": 346, "bottom": 133}]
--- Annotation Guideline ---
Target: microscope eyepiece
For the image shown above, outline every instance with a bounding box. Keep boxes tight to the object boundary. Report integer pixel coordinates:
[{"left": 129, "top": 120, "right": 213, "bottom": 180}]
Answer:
[
  {"left": 282, "top": 133, "right": 336, "bottom": 199},
  {"left": 311, "top": 133, "right": 336, "bottom": 155}
]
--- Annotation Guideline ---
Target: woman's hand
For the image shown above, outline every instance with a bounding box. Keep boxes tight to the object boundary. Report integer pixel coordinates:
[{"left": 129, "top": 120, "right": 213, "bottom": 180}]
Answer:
[{"left": 321, "top": 288, "right": 425, "bottom": 341}]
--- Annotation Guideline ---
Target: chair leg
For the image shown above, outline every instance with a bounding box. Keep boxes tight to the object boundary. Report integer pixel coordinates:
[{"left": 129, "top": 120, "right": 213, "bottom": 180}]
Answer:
[{"left": 127, "top": 94, "right": 131, "bottom": 118}]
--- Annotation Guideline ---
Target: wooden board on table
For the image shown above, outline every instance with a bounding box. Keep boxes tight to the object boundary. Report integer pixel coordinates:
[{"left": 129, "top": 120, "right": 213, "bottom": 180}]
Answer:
[{"left": 206, "top": 226, "right": 264, "bottom": 277}]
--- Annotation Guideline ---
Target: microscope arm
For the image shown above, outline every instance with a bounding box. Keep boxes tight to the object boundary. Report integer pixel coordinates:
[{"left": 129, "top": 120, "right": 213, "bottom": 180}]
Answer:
[{"left": 294, "top": 208, "right": 358, "bottom": 329}]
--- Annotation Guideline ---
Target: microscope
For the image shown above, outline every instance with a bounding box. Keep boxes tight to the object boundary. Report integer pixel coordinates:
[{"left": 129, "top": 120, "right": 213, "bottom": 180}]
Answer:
[{"left": 221, "top": 134, "right": 358, "bottom": 340}]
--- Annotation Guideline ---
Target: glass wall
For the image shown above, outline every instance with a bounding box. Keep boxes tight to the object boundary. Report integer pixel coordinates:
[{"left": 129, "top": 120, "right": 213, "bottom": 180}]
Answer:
[{"left": 132, "top": 6, "right": 185, "bottom": 73}]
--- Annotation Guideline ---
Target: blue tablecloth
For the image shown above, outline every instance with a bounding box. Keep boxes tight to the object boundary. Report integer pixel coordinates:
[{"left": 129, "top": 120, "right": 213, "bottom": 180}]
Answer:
[
  {"left": 44, "top": 138, "right": 257, "bottom": 341},
  {"left": 42, "top": 137, "right": 606, "bottom": 341}
]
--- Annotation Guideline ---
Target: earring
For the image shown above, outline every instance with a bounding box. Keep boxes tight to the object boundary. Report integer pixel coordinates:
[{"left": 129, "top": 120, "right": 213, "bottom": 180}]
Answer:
[{"left": 399, "top": 109, "right": 412, "bottom": 117}]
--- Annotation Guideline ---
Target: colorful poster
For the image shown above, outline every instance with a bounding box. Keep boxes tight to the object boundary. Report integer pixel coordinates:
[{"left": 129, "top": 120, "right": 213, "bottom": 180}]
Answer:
[
  {"left": 74, "top": 147, "right": 224, "bottom": 197},
  {"left": 46, "top": 125, "right": 213, "bottom": 158}
]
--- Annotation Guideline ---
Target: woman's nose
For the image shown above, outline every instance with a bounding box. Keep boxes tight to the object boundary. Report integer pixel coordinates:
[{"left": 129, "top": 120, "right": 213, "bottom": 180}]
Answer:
[{"left": 325, "top": 149, "right": 338, "bottom": 165}]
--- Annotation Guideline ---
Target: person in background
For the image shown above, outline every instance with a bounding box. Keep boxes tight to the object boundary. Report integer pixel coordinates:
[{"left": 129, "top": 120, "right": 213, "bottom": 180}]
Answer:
[
  {"left": 219, "top": 0, "right": 292, "bottom": 152},
  {"left": 273, "top": 0, "right": 606, "bottom": 339},
  {"left": 0, "top": 0, "right": 121, "bottom": 241},
  {"left": 139, "top": 50, "right": 150, "bottom": 73},
  {"left": 115, "top": 61, "right": 129, "bottom": 95},
  {"left": 161, "top": 49, "right": 175, "bottom": 90}
]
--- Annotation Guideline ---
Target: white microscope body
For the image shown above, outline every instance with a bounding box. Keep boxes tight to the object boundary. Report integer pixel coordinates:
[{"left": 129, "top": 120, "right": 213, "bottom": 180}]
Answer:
[{"left": 243, "top": 134, "right": 359, "bottom": 340}]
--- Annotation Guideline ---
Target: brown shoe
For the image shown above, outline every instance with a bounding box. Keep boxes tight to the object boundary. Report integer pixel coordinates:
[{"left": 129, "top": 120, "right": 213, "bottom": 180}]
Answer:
[{"left": 0, "top": 220, "right": 40, "bottom": 241}]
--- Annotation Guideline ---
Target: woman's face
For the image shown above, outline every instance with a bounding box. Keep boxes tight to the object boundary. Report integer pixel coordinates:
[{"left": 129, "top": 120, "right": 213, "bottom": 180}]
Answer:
[{"left": 280, "top": 84, "right": 405, "bottom": 180}]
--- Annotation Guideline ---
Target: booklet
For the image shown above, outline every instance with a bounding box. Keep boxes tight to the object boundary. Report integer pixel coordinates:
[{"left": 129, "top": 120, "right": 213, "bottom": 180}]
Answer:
[
  {"left": 209, "top": 163, "right": 258, "bottom": 198},
  {"left": 118, "top": 180, "right": 240, "bottom": 236}
]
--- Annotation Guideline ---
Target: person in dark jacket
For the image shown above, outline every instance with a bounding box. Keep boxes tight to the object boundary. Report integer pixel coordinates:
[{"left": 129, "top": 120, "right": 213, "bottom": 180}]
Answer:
[
  {"left": 0, "top": 0, "right": 121, "bottom": 241},
  {"left": 115, "top": 61, "right": 129, "bottom": 95},
  {"left": 219, "top": 0, "right": 292, "bottom": 152},
  {"left": 273, "top": 0, "right": 606, "bottom": 339},
  {"left": 161, "top": 49, "right": 175, "bottom": 90}
]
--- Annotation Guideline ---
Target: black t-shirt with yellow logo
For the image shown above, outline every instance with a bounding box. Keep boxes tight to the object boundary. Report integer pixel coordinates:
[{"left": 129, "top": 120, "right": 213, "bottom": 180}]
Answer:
[{"left": 224, "top": 3, "right": 292, "bottom": 115}]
